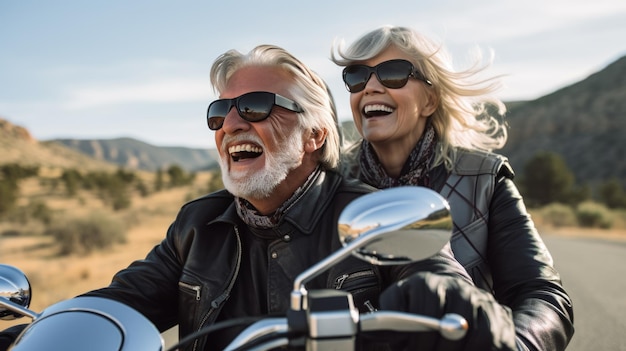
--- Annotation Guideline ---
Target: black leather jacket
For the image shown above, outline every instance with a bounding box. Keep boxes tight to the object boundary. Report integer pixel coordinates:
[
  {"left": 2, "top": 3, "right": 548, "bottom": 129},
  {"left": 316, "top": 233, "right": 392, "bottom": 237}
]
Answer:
[
  {"left": 85, "top": 169, "right": 472, "bottom": 351},
  {"left": 342, "top": 144, "right": 575, "bottom": 351},
  {"left": 430, "top": 155, "right": 575, "bottom": 351}
]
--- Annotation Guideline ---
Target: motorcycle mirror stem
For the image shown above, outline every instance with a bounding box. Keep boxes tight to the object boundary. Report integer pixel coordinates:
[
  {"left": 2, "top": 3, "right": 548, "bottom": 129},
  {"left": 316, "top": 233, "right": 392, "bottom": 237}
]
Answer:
[
  {"left": 0, "top": 297, "right": 39, "bottom": 321},
  {"left": 291, "top": 186, "right": 452, "bottom": 311},
  {"left": 0, "top": 264, "right": 36, "bottom": 321}
]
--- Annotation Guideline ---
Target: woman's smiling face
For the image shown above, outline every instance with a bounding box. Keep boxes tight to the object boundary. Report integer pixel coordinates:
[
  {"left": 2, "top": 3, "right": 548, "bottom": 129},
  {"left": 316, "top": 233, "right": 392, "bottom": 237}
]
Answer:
[{"left": 349, "top": 45, "right": 437, "bottom": 154}]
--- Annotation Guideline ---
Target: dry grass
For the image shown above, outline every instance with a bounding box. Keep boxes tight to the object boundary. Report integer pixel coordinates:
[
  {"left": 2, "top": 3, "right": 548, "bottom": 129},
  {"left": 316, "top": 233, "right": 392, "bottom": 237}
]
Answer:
[{"left": 0, "top": 171, "right": 213, "bottom": 329}]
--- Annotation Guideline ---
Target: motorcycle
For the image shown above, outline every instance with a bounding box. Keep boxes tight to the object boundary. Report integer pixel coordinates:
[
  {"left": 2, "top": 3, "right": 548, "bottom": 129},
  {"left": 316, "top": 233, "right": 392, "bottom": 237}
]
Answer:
[{"left": 0, "top": 186, "right": 468, "bottom": 350}]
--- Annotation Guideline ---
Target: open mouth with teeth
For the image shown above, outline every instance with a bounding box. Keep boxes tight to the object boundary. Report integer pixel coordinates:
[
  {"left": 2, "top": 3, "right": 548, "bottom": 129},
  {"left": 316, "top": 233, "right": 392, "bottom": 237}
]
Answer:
[
  {"left": 363, "top": 104, "right": 394, "bottom": 118},
  {"left": 229, "top": 144, "right": 263, "bottom": 162}
]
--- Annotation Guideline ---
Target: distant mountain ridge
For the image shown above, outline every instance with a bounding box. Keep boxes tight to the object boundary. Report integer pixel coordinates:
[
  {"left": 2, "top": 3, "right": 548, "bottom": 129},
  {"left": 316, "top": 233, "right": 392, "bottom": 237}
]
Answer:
[{"left": 52, "top": 137, "right": 219, "bottom": 172}]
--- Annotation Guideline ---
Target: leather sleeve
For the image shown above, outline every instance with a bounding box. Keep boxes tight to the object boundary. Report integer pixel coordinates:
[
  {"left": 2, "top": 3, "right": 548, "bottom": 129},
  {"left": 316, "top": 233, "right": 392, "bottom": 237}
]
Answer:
[
  {"left": 488, "top": 176, "right": 574, "bottom": 350},
  {"left": 0, "top": 324, "right": 28, "bottom": 351}
]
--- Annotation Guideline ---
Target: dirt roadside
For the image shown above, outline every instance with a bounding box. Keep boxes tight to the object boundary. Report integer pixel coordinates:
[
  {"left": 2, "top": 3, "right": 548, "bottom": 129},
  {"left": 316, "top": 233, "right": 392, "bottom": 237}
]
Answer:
[{"left": 539, "top": 226, "right": 626, "bottom": 241}]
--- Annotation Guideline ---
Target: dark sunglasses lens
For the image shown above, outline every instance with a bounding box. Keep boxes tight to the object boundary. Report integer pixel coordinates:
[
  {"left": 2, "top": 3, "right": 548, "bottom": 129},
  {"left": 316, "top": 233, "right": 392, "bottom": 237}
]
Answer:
[
  {"left": 343, "top": 60, "right": 414, "bottom": 92},
  {"left": 207, "top": 100, "right": 230, "bottom": 130},
  {"left": 344, "top": 65, "right": 370, "bottom": 92},
  {"left": 207, "top": 92, "right": 276, "bottom": 130},
  {"left": 378, "top": 61, "right": 412, "bottom": 88},
  {"left": 238, "top": 93, "right": 274, "bottom": 121}
]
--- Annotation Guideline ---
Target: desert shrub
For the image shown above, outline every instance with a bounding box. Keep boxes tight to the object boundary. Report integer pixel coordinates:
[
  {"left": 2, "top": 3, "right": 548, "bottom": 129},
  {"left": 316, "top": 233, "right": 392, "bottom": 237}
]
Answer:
[
  {"left": 2, "top": 200, "right": 54, "bottom": 226},
  {"left": 576, "top": 201, "right": 613, "bottom": 229},
  {"left": 537, "top": 203, "right": 578, "bottom": 227},
  {"left": 114, "top": 168, "right": 137, "bottom": 183},
  {"left": 206, "top": 170, "right": 224, "bottom": 193},
  {"left": 110, "top": 196, "right": 131, "bottom": 211},
  {"left": 0, "top": 229, "right": 21, "bottom": 237},
  {"left": 81, "top": 170, "right": 133, "bottom": 211},
  {"left": 521, "top": 152, "right": 575, "bottom": 207},
  {"left": 0, "top": 178, "right": 18, "bottom": 216},
  {"left": 0, "top": 164, "right": 40, "bottom": 216},
  {"left": 135, "top": 180, "right": 150, "bottom": 197},
  {"left": 167, "top": 165, "right": 195, "bottom": 187},
  {"left": 60, "top": 169, "right": 83, "bottom": 196},
  {"left": 154, "top": 168, "right": 164, "bottom": 191},
  {"left": 28, "top": 200, "right": 54, "bottom": 225},
  {"left": 45, "top": 212, "right": 127, "bottom": 256},
  {"left": 598, "top": 178, "right": 626, "bottom": 209},
  {"left": 0, "top": 163, "right": 39, "bottom": 180}
]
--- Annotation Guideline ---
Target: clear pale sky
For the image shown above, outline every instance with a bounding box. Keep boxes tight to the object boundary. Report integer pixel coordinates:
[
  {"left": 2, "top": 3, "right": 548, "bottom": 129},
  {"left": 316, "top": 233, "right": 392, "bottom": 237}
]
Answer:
[{"left": 1, "top": 0, "right": 625, "bottom": 148}]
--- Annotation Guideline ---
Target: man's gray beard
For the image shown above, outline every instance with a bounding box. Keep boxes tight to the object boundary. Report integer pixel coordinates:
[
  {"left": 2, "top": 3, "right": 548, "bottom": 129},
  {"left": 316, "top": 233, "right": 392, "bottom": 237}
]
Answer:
[{"left": 219, "top": 131, "right": 304, "bottom": 199}]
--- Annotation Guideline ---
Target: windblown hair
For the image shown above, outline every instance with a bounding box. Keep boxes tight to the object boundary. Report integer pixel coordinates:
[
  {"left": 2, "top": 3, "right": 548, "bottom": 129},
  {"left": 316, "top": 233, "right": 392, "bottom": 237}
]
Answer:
[
  {"left": 210, "top": 44, "right": 341, "bottom": 169},
  {"left": 331, "top": 25, "right": 508, "bottom": 171}
]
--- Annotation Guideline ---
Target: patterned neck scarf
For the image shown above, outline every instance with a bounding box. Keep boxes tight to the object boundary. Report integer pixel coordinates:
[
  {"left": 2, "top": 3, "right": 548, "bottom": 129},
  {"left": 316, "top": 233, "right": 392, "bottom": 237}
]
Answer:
[
  {"left": 235, "top": 166, "right": 322, "bottom": 229},
  {"left": 359, "top": 122, "right": 437, "bottom": 189}
]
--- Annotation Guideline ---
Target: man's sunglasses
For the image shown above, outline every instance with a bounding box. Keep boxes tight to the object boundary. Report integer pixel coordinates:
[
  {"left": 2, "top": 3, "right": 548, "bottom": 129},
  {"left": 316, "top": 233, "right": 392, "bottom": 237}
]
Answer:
[
  {"left": 342, "top": 59, "right": 432, "bottom": 93},
  {"left": 207, "top": 91, "right": 304, "bottom": 130}
]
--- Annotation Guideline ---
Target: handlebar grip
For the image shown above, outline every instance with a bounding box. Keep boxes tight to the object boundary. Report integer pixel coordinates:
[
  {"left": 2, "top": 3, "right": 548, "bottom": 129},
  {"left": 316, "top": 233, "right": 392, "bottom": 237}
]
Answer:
[{"left": 359, "top": 311, "right": 467, "bottom": 341}]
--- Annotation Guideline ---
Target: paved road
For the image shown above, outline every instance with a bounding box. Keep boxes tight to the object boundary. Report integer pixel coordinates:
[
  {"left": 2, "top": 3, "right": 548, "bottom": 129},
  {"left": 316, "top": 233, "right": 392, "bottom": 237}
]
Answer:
[{"left": 542, "top": 234, "right": 626, "bottom": 351}]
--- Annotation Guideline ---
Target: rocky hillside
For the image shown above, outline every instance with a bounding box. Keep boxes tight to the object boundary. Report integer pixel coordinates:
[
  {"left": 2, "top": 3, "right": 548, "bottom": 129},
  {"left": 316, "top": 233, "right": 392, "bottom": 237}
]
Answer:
[
  {"left": 500, "top": 55, "right": 626, "bottom": 187},
  {"left": 0, "top": 118, "right": 117, "bottom": 171}
]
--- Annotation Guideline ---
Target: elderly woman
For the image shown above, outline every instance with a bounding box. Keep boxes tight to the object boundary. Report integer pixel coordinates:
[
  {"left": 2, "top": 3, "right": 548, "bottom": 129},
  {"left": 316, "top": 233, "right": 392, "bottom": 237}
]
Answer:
[{"left": 332, "top": 25, "right": 574, "bottom": 351}]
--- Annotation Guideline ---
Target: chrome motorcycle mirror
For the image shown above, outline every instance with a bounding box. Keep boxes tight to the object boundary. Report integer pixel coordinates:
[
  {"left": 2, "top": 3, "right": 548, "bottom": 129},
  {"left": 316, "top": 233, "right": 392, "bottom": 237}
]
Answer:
[
  {"left": 338, "top": 185, "right": 452, "bottom": 265},
  {"left": 290, "top": 186, "right": 452, "bottom": 311},
  {"left": 0, "top": 264, "right": 36, "bottom": 320}
]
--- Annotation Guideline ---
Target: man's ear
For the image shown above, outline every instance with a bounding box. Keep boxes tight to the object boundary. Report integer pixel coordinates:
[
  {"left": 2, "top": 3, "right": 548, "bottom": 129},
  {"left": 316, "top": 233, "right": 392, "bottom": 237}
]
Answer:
[
  {"left": 420, "top": 89, "right": 439, "bottom": 117},
  {"left": 304, "top": 128, "right": 328, "bottom": 153}
]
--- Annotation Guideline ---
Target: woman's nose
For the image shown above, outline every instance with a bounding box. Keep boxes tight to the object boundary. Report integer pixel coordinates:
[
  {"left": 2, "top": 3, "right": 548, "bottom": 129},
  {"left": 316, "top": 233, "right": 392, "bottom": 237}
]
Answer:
[{"left": 363, "top": 72, "right": 384, "bottom": 93}]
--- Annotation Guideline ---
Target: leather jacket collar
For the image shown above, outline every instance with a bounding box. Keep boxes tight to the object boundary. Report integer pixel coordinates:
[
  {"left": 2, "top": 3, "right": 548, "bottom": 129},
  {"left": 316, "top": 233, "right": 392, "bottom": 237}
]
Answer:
[{"left": 210, "top": 169, "right": 340, "bottom": 237}]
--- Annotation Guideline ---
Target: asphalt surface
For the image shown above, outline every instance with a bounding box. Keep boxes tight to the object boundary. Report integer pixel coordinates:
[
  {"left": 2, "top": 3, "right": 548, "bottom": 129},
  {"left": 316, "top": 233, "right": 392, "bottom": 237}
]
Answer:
[{"left": 542, "top": 234, "right": 626, "bottom": 351}]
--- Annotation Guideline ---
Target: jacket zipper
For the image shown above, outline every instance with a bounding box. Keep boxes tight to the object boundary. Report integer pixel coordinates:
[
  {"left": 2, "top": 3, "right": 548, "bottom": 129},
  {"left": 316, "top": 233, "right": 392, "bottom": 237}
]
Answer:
[
  {"left": 334, "top": 270, "right": 375, "bottom": 289},
  {"left": 179, "top": 282, "right": 201, "bottom": 300},
  {"left": 192, "top": 225, "right": 243, "bottom": 351}
]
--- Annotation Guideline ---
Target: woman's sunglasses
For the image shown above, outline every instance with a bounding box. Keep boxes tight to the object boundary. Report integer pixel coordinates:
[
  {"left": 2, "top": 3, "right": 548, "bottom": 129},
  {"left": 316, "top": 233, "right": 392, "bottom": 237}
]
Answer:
[
  {"left": 207, "top": 91, "right": 304, "bottom": 130},
  {"left": 342, "top": 59, "right": 432, "bottom": 93}
]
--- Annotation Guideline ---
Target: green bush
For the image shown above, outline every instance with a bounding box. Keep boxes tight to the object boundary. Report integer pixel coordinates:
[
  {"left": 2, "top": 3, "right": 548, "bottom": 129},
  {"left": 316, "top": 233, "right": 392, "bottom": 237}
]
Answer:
[
  {"left": 598, "top": 178, "right": 626, "bottom": 209},
  {"left": 537, "top": 203, "right": 578, "bottom": 227},
  {"left": 521, "top": 152, "right": 576, "bottom": 207},
  {"left": 0, "top": 178, "right": 18, "bottom": 216},
  {"left": 45, "top": 212, "right": 127, "bottom": 256},
  {"left": 576, "top": 201, "right": 613, "bottom": 229},
  {"left": 2, "top": 200, "right": 54, "bottom": 226},
  {"left": 80, "top": 170, "right": 133, "bottom": 210},
  {"left": 0, "top": 164, "right": 39, "bottom": 181},
  {"left": 206, "top": 170, "right": 224, "bottom": 193},
  {"left": 60, "top": 169, "right": 83, "bottom": 196},
  {"left": 167, "top": 165, "right": 195, "bottom": 187}
]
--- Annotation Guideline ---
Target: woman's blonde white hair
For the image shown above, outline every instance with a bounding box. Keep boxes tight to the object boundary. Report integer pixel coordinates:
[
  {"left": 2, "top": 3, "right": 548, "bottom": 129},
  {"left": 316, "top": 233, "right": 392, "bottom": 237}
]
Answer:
[{"left": 331, "top": 25, "right": 508, "bottom": 170}]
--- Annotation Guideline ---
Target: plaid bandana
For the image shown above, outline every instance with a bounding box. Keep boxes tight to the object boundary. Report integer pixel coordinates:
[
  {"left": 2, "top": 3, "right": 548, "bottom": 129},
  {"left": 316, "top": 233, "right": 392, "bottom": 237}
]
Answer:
[
  {"left": 359, "top": 122, "right": 437, "bottom": 189},
  {"left": 235, "top": 166, "right": 322, "bottom": 229}
]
